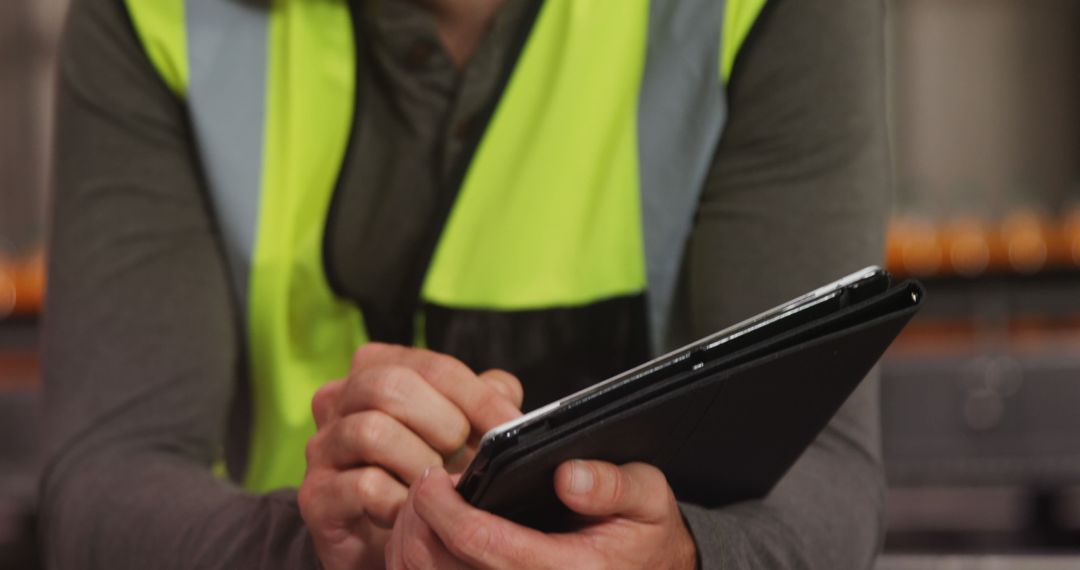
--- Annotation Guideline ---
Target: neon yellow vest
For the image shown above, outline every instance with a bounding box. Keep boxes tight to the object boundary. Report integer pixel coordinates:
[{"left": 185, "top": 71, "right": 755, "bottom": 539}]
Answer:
[{"left": 124, "top": 0, "right": 767, "bottom": 492}]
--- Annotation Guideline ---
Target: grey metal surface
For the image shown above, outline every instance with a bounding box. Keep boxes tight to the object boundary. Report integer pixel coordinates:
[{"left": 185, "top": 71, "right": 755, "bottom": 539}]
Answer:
[
  {"left": 883, "top": 354, "right": 1080, "bottom": 486},
  {"left": 877, "top": 555, "right": 1080, "bottom": 570},
  {"left": 881, "top": 275, "right": 1080, "bottom": 487}
]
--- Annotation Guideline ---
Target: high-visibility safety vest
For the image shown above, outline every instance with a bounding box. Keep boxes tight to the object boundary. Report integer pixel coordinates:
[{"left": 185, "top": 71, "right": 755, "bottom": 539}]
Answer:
[{"left": 123, "top": 0, "right": 767, "bottom": 492}]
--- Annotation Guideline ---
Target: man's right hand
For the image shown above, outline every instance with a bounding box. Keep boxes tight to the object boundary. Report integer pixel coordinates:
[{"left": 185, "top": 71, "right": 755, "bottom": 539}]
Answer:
[{"left": 298, "top": 343, "right": 524, "bottom": 570}]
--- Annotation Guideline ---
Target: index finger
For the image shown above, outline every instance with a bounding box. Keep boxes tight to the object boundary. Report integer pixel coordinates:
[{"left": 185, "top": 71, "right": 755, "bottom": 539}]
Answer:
[{"left": 352, "top": 344, "right": 522, "bottom": 434}]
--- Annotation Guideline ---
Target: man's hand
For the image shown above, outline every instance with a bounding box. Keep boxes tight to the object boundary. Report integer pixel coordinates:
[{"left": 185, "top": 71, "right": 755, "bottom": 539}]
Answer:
[
  {"left": 299, "top": 343, "right": 524, "bottom": 570},
  {"left": 385, "top": 460, "right": 698, "bottom": 570}
]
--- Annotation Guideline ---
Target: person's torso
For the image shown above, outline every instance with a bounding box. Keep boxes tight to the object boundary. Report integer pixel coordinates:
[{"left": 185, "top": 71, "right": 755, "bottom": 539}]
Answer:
[{"left": 123, "top": 0, "right": 765, "bottom": 489}]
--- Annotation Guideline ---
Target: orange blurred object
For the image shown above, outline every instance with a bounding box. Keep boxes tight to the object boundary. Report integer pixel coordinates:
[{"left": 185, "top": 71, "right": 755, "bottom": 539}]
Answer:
[
  {"left": 0, "top": 257, "right": 15, "bottom": 318},
  {"left": 1000, "top": 210, "right": 1050, "bottom": 274},
  {"left": 1063, "top": 208, "right": 1080, "bottom": 266},
  {"left": 886, "top": 210, "right": 1080, "bottom": 277},
  {"left": 884, "top": 218, "right": 910, "bottom": 274},
  {"left": 887, "top": 217, "right": 944, "bottom": 277},
  {"left": 0, "top": 249, "right": 46, "bottom": 318},
  {"left": 12, "top": 249, "right": 46, "bottom": 315},
  {"left": 941, "top": 217, "right": 992, "bottom": 276}
]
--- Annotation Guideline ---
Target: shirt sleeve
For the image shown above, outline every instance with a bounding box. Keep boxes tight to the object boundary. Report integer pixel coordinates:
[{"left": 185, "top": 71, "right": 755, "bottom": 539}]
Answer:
[
  {"left": 38, "top": 0, "right": 318, "bottom": 567},
  {"left": 672, "top": 0, "right": 891, "bottom": 567}
]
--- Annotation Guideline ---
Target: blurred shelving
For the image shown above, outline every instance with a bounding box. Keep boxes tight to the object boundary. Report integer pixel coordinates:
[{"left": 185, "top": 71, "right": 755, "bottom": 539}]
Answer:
[
  {"left": 880, "top": 230, "right": 1080, "bottom": 551},
  {"left": 886, "top": 210, "right": 1080, "bottom": 280},
  {"left": 880, "top": 0, "right": 1080, "bottom": 555}
]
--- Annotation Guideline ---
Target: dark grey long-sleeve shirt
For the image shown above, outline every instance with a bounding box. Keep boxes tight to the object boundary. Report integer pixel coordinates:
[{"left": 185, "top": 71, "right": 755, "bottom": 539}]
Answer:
[{"left": 40, "top": 0, "right": 891, "bottom": 568}]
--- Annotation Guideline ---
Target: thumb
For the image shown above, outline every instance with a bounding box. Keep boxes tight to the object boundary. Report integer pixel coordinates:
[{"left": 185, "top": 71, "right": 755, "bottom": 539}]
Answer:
[{"left": 554, "top": 460, "right": 671, "bottom": 523}]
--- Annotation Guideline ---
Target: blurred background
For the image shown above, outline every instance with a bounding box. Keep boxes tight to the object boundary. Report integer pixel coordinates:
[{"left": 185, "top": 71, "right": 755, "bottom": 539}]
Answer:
[{"left": 1, "top": 0, "right": 1079, "bottom": 568}]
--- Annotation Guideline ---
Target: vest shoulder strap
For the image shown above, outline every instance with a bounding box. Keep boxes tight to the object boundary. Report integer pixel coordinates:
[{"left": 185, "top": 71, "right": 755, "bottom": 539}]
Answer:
[
  {"left": 723, "top": 0, "right": 769, "bottom": 82},
  {"left": 125, "top": 0, "right": 188, "bottom": 96}
]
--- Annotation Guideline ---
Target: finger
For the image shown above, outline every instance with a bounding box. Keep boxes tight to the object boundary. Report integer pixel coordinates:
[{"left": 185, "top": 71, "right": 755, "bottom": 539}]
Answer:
[
  {"left": 388, "top": 483, "right": 470, "bottom": 570},
  {"left": 339, "top": 365, "right": 471, "bottom": 455},
  {"left": 478, "top": 369, "right": 524, "bottom": 410},
  {"left": 443, "top": 445, "right": 473, "bottom": 475},
  {"left": 352, "top": 344, "right": 522, "bottom": 435},
  {"left": 413, "top": 467, "right": 570, "bottom": 570},
  {"left": 312, "top": 379, "right": 346, "bottom": 429},
  {"left": 306, "top": 467, "right": 409, "bottom": 530},
  {"left": 386, "top": 484, "right": 412, "bottom": 570},
  {"left": 314, "top": 411, "right": 443, "bottom": 484},
  {"left": 350, "top": 341, "right": 407, "bottom": 370},
  {"left": 386, "top": 485, "right": 412, "bottom": 570},
  {"left": 407, "top": 353, "right": 523, "bottom": 435},
  {"left": 554, "top": 460, "right": 671, "bottom": 522}
]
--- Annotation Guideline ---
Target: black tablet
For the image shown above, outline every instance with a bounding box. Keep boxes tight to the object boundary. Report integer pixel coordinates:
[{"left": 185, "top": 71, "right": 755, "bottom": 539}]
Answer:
[{"left": 457, "top": 266, "right": 922, "bottom": 529}]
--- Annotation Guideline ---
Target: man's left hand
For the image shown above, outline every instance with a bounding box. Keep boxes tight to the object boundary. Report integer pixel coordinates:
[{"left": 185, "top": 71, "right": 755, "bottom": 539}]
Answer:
[{"left": 385, "top": 460, "right": 698, "bottom": 569}]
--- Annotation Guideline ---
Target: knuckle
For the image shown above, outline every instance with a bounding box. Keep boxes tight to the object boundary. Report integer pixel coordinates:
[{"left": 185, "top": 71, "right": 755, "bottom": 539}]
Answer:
[
  {"left": 311, "top": 380, "right": 343, "bottom": 423},
  {"left": 297, "top": 479, "right": 317, "bottom": 517},
  {"left": 298, "top": 476, "right": 355, "bottom": 545},
  {"left": 352, "top": 342, "right": 393, "bottom": 370},
  {"left": 353, "top": 412, "right": 392, "bottom": 451},
  {"left": 498, "top": 371, "right": 524, "bottom": 400},
  {"left": 353, "top": 468, "right": 383, "bottom": 504},
  {"left": 484, "top": 368, "right": 518, "bottom": 389},
  {"left": 368, "top": 367, "right": 407, "bottom": 408},
  {"left": 351, "top": 345, "right": 374, "bottom": 370},
  {"left": 446, "top": 413, "right": 470, "bottom": 450},
  {"left": 298, "top": 478, "right": 333, "bottom": 531},
  {"left": 470, "top": 386, "right": 508, "bottom": 422},
  {"left": 421, "top": 351, "right": 471, "bottom": 383},
  {"left": 649, "top": 465, "right": 671, "bottom": 491},
  {"left": 304, "top": 431, "right": 324, "bottom": 465},
  {"left": 475, "top": 385, "right": 502, "bottom": 410},
  {"left": 631, "top": 462, "right": 668, "bottom": 493},
  {"left": 605, "top": 466, "right": 628, "bottom": 505},
  {"left": 310, "top": 387, "right": 327, "bottom": 418}
]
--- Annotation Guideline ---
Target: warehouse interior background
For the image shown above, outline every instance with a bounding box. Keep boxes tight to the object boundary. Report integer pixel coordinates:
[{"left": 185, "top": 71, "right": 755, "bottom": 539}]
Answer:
[{"left": 2, "top": 1, "right": 1079, "bottom": 568}]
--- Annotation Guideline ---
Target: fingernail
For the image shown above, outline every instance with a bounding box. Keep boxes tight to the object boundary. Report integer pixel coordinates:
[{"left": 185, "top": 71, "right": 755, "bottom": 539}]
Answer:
[
  {"left": 421, "top": 467, "right": 432, "bottom": 483},
  {"left": 569, "top": 461, "right": 594, "bottom": 495}
]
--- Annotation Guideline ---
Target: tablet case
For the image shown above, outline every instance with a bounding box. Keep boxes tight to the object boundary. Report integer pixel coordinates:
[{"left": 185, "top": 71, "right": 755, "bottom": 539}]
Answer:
[{"left": 460, "top": 280, "right": 923, "bottom": 529}]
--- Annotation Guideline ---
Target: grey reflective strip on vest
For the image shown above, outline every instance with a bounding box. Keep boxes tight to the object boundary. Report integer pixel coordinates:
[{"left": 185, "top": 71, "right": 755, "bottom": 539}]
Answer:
[
  {"left": 185, "top": 0, "right": 269, "bottom": 305},
  {"left": 638, "top": 0, "right": 728, "bottom": 353}
]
